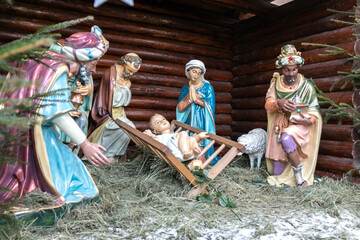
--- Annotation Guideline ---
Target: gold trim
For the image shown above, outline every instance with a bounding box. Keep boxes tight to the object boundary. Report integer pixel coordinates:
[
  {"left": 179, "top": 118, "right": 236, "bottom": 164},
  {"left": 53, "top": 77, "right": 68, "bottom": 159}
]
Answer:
[{"left": 33, "top": 64, "right": 69, "bottom": 197}]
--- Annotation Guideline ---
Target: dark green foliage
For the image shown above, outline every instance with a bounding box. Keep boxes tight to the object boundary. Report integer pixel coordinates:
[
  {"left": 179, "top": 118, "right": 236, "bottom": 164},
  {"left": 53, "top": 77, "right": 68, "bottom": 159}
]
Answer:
[
  {"left": 302, "top": 7, "right": 360, "bottom": 175},
  {"left": 191, "top": 167, "right": 240, "bottom": 221}
]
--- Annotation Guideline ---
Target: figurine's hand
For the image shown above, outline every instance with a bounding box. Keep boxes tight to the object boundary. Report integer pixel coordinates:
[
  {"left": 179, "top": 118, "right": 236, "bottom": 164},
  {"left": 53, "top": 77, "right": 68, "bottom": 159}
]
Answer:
[
  {"left": 80, "top": 140, "right": 110, "bottom": 167},
  {"left": 197, "top": 131, "right": 209, "bottom": 140},
  {"left": 277, "top": 99, "right": 296, "bottom": 112},
  {"left": 190, "top": 86, "right": 199, "bottom": 102},
  {"left": 290, "top": 113, "right": 312, "bottom": 126},
  {"left": 69, "top": 110, "right": 82, "bottom": 118},
  {"left": 72, "top": 84, "right": 91, "bottom": 96},
  {"left": 117, "top": 78, "right": 131, "bottom": 88},
  {"left": 144, "top": 129, "right": 154, "bottom": 138}
]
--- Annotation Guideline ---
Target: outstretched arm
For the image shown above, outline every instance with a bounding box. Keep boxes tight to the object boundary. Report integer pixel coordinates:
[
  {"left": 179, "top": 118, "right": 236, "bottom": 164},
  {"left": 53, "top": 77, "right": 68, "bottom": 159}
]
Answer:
[{"left": 53, "top": 114, "right": 111, "bottom": 167}]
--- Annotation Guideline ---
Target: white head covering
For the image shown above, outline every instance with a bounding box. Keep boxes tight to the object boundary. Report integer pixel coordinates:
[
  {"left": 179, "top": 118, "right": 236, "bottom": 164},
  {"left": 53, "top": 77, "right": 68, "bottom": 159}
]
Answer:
[{"left": 185, "top": 59, "right": 206, "bottom": 82}]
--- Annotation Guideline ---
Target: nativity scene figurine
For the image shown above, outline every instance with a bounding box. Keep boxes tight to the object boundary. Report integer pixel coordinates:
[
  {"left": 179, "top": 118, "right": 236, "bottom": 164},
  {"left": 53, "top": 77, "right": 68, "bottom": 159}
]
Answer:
[
  {"left": 0, "top": 26, "right": 111, "bottom": 220},
  {"left": 87, "top": 53, "right": 142, "bottom": 162},
  {"left": 265, "top": 44, "right": 322, "bottom": 187},
  {"left": 176, "top": 60, "right": 218, "bottom": 165},
  {"left": 144, "top": 113, "right": 208, "bottom": 162}
]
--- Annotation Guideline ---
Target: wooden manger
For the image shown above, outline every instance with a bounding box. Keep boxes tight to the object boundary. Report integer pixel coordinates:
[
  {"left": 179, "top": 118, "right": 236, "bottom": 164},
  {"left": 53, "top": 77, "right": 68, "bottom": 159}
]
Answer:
[{"left": 114, "top": 119, "right": 246, "bottom": 197}]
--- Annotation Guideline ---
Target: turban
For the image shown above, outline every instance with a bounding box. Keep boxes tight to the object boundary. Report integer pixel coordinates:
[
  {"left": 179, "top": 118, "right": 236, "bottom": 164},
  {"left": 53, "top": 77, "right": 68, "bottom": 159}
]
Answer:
[
  {"left": 275, "top": 44, "right": 304, "bottom": 69},
  {"left": 51, "top": 25, "right": 109, "bottom": 62}
]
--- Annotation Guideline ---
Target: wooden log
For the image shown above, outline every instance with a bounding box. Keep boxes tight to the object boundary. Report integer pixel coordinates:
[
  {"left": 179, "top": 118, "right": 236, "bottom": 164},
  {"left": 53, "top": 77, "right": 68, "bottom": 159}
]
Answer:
[
  {"left": 320, "top": 108, "right": 354, "bottom": 125},
  {"left": 315, "top": 169, "right": 360, "bottom": 182},
  {"left": 325, "top": 91, "right": 354, "bottom": 105},
  {"left": 231, "top": 122, "right": 352, "bottom": 142},
  {"left": 232, "top": 96, "right": 265, "bottom": 110},
  {"left": 22, "top": 0, "right": 232, "bottom": 38},
  {"left": 353, "top": 89, "right": 360, "bottom": 108},
  {"left": 231, "top": 121, "right": 267, "bottom": 133},
  {"left": 98, "top": 57, "right": 233, "bottom": 81},
  {"left": 231, "top": 87, "right": 352, "bottom": 105},
  {"left": 200, "top": 0, "right": 275, "bottom": 15},
  {"left": 131, "top": 73, "right": 232, "bottom": 92},
  {"left": 128, "top": 96, "right": 178, "bottom": 110},
  {"left": 106, "top": 44, "right": 232, "bottom": 71},
  {"left": 352, "top": 124, "right": 360, "bottom": 141},
  {"left": 353, "top": 140, "right": 360, "bottom": 159},
  {"left": 230, "top": 108, "right": 355, "bottom": 125},
  {"left": 232, "top": 59, "right": 352, "bottom": 87},
  {"left": 316, "top": 154, "right": 356, "bottom": 173},
  {"left": 313, "top": 76, "right": 354, "bottom": 92},
  {"left": 233, "top": 75, "right": 353, "bottom": 93},
  {"left": 319, "top": 140, "right": 353, "bottom": 158},
  {"left": 0, "top": 17, "right": 232, "bottom": 60},
  {"left": 2, "top": 3, "right": 231, "bottom": 49},
  {"left": 0, "top": 30, "right": 232, "bottom": 71},
  {"left": 129, "top": 96, "right": 232, "bottom": 114},
  {"left": 115, "top": 0, "right": 237, "bottom": 27},
  {"left": 232, "top": 42, "right": 354, "bottom": 76},
  {"left": 322, "top": 124, "right": 352, "bottom": 142},
  {"left": 233, "top": 12, "right": 353, "bottom": 55},
  {"left": 233, "top": 0, "right": 354, "bottom": 34},
  {"left": 92, "top": 70, "right": 232, "bottom": 92},
  {"left": 130, "top": 84, "right": 232, "bottom": 103},
  {"left": 232, "top": 84, "right": 268, "bottom": 99},
  {"left": 233, "top": 26, "right": 355, "bottom": 64},
  {"left": 231, "top": 109, "right": 267, "bottom": 122},
  {"left": 233, "top": 0, "right": 354, "bottom": 51}
]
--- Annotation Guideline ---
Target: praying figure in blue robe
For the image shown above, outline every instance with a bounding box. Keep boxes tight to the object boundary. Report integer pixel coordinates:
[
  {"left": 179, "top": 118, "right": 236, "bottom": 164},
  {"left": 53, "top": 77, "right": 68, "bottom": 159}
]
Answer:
[{"left": 176, "top": 60, "right": 219, "bottom": 165}]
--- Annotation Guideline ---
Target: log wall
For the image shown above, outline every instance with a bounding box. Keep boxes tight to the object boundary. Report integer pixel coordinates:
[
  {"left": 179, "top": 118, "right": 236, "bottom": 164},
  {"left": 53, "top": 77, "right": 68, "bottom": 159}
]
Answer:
[
  {"left": 0, "top": 0, "right": 358, "bottom": 179},
  {"left": 231, "top": 0, "right": 359, "bottom": 179},
  {"left": 0, "top": 0, "right": 234, "bottom": 137}
]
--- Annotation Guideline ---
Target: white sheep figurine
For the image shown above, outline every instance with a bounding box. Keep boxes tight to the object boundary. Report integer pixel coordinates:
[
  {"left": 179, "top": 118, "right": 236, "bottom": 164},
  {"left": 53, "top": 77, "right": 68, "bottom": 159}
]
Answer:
[{"left": 237, "top": 128, "right": 267, "bottom": 169}]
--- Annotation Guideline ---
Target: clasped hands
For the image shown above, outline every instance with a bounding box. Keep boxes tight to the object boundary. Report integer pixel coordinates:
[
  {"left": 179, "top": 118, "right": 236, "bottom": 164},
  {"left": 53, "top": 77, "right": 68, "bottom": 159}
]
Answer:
[
  {"left": 189, "top": 86, "right": 198, "bottom": 102},
  {"left": 276, "top": 99, "right": 312, "bottom": 126}
]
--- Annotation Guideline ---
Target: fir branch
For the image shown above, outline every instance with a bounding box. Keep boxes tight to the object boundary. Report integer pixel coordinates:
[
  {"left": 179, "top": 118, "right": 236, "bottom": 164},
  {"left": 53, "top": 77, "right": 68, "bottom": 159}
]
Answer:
[
  {"left": 0, "top": 39, "right": 51, "bottom": 61},
  {"left": 327, "top": 8, "right": 356, "bottom": 16},
  {"left": 330, "top": 18, "right": 357, "bottom": 26},
  {"left": 35, "top": 16, "right": 94, "bottom": 34}
]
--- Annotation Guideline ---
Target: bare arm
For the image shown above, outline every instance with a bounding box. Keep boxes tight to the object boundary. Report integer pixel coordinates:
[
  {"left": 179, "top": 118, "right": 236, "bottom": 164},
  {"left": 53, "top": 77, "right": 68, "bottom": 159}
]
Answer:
[{"left": 53, "top": 114, "right": 110, "bottom": 167}]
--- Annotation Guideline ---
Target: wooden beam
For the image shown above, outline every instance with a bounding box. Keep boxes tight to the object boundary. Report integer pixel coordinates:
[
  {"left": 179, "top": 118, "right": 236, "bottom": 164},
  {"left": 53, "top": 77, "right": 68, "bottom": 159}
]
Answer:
[{"left": 202, "top": 0, "right": 276, "bottom": 15}]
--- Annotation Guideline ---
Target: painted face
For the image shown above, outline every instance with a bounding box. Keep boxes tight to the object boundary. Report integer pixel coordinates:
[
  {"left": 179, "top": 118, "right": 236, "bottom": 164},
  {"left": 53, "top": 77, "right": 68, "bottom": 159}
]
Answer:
[
  {"left": 85, "top": 60, "right": 98, "bottom": 74},
  {"left": 188, "top": 68, "right": 202, "bottom": 82},
  {"left": 123, "top": 62, "right": 140, "bottom": 79},
  {"left": 150, "top": 114, "right": 170, "bottom": 134},
  {"left": 282, "top": 65, "right": 298, "bottom": 83}
]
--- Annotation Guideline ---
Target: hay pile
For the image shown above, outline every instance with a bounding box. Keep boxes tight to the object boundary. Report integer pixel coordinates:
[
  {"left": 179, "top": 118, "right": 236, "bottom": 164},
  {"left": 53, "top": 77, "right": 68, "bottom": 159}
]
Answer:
[{"left": 4, "top": 150, "right": 360, "bottom": 239}]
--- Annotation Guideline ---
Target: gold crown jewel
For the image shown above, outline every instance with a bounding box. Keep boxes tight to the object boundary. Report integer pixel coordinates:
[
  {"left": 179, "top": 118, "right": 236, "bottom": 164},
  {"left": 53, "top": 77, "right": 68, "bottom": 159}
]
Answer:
[{"left": 277, "top": 44, "right": 301, "bottom": 59}]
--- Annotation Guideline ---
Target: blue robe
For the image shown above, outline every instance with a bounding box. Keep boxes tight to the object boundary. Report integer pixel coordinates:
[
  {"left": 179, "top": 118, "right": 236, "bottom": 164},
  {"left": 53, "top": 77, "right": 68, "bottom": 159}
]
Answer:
[
  {"left": 41, "top": 72, "right": 98, "bottom": 204},
  {"left": 176, "top": 80, "right": 219, "bottom": 165}
]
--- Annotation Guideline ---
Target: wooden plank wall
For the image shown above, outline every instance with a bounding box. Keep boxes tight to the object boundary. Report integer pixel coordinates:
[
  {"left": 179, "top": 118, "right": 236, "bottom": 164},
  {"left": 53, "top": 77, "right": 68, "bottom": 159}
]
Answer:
[
  {"left": 231, "top": 0, "right": 359, "bottom": 180},
  {"left": 0, "top": 0, "right": 234, "bottom": 137}
]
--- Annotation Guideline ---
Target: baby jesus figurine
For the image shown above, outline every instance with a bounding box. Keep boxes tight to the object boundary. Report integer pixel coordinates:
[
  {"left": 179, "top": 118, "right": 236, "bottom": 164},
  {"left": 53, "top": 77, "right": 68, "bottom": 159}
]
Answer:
[
  {"left": 144, "top": 114, "right": 208, "bottom": 162},
  {"left": 70, "top": 64, "right": 92, "bottom": 110}
]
